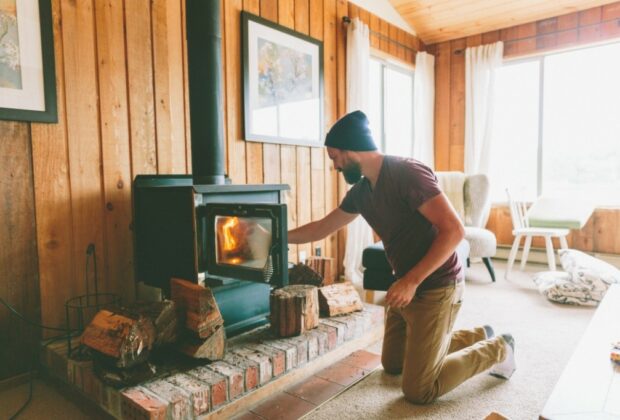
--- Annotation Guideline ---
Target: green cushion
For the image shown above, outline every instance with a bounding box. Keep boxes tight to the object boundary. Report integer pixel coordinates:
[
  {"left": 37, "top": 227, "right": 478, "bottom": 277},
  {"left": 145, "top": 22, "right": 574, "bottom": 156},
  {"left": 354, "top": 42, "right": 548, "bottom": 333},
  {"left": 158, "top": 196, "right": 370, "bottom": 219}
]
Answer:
[{"left": 527, "top": 197, "right": 594, "bottom": 229}]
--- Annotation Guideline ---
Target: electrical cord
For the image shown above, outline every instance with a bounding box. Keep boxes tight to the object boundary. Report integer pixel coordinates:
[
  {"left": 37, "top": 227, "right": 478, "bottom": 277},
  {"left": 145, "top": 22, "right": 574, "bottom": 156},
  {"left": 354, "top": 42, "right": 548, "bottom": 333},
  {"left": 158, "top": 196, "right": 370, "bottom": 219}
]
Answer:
[{"left": 2, "top": 244, "right": 96, "bottom": 419}]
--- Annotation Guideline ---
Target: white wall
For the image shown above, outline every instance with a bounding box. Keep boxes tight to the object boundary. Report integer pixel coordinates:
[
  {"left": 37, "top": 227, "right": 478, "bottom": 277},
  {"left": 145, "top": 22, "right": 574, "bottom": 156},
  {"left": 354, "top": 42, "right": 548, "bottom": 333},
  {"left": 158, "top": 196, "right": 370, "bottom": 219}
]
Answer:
[{"left": 348, "top": 0, "right": 416, "bottom": 34}]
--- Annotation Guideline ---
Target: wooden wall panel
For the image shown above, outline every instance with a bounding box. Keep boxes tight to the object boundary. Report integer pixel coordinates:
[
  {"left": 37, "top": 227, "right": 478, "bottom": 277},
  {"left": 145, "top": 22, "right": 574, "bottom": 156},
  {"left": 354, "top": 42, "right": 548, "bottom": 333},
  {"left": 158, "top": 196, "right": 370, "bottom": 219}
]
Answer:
[
  {"left": 431, "top": 2, "right": 620, "bottom": 254},
  {"left": 225, "top": 0, "right": 247, "bottom": 184},
  {"left": 0, "top": 122, "right": 40, "bottom": 379},
  {"left": 125, "top": 0, "right": 157, "bottom": 177},
  {"left": 30, "top": 0, "right": 74, "bottom": 344},
  {"left": 323, "top": 0, "right": 338, "bottom": 259},
  {"left": 95, "top": 0, "right": 134, "bottom": 303},
  {"left": 61, "top": 0, "right": 106, "bottom": 318}
]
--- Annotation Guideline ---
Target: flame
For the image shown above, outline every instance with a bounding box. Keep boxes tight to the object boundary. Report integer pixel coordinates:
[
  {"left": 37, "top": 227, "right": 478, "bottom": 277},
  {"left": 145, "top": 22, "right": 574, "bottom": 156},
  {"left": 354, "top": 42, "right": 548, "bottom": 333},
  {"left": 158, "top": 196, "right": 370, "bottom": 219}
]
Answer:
[{"left": 222, "top": 217, "right": 239, "bottom": 251}]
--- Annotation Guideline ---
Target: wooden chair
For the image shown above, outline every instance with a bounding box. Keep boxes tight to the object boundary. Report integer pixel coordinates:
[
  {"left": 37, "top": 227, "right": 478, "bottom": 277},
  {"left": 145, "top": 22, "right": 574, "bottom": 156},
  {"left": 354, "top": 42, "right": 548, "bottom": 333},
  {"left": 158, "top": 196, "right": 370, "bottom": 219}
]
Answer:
[{"left": 505, "top": 189, "right": 570, "bottom": 278}]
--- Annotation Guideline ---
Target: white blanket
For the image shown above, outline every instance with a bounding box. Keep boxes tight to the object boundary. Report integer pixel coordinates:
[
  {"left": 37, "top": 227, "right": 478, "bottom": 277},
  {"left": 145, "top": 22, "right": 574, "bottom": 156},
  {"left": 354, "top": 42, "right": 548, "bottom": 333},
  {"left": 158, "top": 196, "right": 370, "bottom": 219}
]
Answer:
[{"left": 533, "top": 249, "right": 620, "bottom": 306}]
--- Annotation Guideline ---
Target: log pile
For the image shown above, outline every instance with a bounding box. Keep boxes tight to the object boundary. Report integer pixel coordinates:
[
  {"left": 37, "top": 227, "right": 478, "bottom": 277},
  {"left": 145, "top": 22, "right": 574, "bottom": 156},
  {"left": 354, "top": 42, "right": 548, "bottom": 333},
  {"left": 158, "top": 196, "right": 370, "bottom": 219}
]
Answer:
[
  {"left": 306, "top": 257, "right": 337, "bottom": 285},
  {"left": 270, "top": 285, "right": 319, "bottom": 337},
  {"left": 171, "top": 278, "right": 226, "bottom": 360},
  {"left": 318, "top": 282, "right": 364, "bottom": 317}
]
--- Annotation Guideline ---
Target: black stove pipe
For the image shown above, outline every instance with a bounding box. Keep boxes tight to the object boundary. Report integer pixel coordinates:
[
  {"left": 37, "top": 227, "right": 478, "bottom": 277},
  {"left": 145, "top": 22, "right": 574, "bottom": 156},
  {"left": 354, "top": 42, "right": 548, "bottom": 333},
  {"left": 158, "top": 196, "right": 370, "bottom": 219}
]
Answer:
[{"left": 186, "top": 0, "right": 225, "bottom": 185}]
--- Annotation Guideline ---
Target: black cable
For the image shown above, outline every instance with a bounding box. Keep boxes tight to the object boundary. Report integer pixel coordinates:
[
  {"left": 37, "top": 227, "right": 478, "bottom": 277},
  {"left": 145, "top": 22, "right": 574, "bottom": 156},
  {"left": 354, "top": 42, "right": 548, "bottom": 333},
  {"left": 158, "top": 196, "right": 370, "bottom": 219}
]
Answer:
[{"left": 0, "top": 297, "right": 77, "bottom": 332}]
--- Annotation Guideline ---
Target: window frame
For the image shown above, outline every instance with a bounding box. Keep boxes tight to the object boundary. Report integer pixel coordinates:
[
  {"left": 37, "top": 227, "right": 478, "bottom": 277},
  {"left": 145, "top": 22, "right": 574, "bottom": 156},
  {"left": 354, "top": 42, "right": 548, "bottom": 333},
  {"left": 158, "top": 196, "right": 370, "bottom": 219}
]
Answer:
[
  {"left": 369, "top": 54, "right": 415, "bottom": 156},
  {"left": 493, "top": 40, "right": 620, "bottom": 207}
]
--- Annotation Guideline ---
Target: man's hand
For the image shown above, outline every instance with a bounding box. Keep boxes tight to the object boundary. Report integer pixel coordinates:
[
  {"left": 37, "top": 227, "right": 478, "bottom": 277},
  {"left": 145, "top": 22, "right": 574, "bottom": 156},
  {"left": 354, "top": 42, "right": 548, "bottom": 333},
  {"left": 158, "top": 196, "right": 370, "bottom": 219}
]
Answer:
[{"left": 385, "top": 277, "right": 419, "bottom": 308}]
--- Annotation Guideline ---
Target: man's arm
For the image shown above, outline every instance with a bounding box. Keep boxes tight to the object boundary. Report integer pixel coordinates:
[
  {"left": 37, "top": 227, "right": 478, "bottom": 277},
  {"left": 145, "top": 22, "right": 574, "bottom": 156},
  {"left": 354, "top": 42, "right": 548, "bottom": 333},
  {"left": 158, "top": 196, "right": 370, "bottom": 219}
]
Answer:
[
  {"left": 288, "top": 208, "right": 358, "bottom": 244},
  {"left": 385, "top": 192, "right": 465, "bottom": 308}
]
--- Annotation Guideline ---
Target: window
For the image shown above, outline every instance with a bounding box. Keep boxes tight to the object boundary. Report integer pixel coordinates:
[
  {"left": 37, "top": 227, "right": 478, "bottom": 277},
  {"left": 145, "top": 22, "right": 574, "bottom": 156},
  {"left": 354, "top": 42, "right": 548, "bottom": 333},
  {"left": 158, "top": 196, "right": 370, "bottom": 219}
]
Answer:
[
  {"left": 368, "top": 58, "right": 414, "bottom": 157},
  {"left": 489, "top": 41, "right": 620, "bottom": 206}
]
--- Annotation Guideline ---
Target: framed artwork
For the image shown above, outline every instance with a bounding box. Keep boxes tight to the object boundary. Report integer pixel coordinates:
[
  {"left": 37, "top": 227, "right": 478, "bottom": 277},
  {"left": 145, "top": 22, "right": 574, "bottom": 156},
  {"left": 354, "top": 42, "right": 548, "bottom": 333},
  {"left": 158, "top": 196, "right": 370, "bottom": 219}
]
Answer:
[
  {"left": 242, "top": 11, "right": 323, "bottom": 147},
  {"left": 0, "top": 0, "right": 57, "bottom": 123}
]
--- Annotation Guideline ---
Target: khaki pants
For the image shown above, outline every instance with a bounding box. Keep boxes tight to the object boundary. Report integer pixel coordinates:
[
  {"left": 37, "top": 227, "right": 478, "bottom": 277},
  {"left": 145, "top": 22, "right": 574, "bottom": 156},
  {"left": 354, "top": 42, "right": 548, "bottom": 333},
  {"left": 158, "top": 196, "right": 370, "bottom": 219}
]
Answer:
[{"left": 381, "top": 282, "right": 506, "bottom": 404}]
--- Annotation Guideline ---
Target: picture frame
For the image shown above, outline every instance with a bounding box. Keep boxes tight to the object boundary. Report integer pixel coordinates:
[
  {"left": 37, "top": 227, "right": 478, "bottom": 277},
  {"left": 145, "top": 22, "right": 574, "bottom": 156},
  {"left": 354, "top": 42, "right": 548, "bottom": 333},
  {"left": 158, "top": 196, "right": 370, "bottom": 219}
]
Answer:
[
  {"left": 0, "top": 0, "right": 57, "bottom": 123},
  {"left": 242, "top": 11, "right": 323, "bottom": 147}
]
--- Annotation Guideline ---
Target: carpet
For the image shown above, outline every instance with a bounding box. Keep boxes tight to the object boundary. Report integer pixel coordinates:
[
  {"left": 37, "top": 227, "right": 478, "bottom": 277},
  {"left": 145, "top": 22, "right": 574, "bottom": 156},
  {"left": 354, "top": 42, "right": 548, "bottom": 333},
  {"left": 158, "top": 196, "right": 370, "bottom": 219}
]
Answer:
[{"left": 307, "top": 261, "right": 596, "bottom": 420}]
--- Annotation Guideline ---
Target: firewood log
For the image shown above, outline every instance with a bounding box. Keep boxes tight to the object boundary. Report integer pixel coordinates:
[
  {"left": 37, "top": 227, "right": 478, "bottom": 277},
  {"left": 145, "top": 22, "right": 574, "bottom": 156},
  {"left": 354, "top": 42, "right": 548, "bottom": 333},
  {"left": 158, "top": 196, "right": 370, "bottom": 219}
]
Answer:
[
  {"left": 80, "top": 309, "right": 155, "bottom": 368},
  {"left": 170, "top": 278, "right": 224, "bottom": 338},
  {"left": 288, "top": 263, "right": 323, "bottom": 287},
  {"left": 306, "top": 257, "right": 337, "bottom": 285},
  {"left": 318, "top": 282, "right": 363, "bottom": 317},
  {"left": 270, "top": 285, "right": 319, "bottom": 337},
  {"left": 177, "top": 324, "right": 226, "bottom": 360}
]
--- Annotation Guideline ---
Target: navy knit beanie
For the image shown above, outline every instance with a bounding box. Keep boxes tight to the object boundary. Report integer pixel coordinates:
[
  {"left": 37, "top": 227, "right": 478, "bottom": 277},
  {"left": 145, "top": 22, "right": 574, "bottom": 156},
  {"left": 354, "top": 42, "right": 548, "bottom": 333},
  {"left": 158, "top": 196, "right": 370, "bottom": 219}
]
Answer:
[{"left": 324, "top": 110, "right": 377, "bottom": 151}]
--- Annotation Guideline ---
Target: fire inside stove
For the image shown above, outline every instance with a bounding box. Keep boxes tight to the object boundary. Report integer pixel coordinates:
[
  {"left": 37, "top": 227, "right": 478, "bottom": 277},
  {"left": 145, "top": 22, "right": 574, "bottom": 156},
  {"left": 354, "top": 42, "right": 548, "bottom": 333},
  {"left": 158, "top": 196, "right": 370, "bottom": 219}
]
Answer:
[{"left": 215, "top": 215, "right": 273, "bottom": 269}]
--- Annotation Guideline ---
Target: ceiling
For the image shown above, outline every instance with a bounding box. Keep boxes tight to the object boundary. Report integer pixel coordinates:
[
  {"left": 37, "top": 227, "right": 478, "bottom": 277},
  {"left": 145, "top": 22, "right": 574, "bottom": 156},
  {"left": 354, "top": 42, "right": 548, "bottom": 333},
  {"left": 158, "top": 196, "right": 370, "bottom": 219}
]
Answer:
[{"left": 389, "top": 0, "right": 617, "bottom": 44}]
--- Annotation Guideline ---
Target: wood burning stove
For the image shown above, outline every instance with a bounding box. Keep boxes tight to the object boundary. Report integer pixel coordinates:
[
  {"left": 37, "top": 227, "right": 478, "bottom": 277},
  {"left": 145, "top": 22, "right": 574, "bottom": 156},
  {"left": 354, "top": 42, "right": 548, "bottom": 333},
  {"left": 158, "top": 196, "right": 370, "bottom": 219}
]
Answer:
[
  {"left": 133, "top": 176, "right": 289, "bottom": 336},
  {"left": 132, "top": 0, "right": 292, "bottom": 337}
]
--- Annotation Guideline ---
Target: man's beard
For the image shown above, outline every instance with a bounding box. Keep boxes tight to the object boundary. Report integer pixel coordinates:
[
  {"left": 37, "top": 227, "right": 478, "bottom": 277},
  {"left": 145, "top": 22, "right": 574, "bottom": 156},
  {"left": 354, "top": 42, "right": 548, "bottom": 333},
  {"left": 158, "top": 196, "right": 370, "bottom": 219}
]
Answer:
[{"left": 342, "top": 162, "right": 362, "bottom": 185}]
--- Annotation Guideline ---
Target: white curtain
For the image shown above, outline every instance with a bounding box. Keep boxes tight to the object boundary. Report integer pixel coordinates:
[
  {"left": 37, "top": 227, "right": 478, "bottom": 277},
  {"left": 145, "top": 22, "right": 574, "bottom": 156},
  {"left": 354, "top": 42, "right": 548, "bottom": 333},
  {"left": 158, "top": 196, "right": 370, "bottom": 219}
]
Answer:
[
  {"left": 464, "top": 41, "right": 503, "bottom": 175},
  {"left": 343, "top": 18, "right": 374, "bottom": 286},
  {"left": 413, "top": 51, "right": 435, "bottom": 168}
]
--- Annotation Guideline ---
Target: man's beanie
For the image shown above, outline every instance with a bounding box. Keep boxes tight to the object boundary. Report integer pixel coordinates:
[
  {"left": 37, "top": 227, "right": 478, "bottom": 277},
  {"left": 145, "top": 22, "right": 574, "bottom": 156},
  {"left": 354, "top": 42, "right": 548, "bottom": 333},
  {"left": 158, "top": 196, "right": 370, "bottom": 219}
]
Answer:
[{"left": 324, "top": 110, "right": 377, "bottom": 151}]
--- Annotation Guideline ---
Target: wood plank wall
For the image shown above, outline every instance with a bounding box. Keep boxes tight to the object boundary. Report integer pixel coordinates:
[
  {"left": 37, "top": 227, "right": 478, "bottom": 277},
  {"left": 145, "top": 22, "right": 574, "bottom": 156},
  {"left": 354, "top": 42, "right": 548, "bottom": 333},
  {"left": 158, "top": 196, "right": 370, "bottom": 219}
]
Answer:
[
  {"left": 0, "top": 0, "right": 420, "bottom": 380},
  {"left": 428, "top": 2, "right": 620, "bottom": 253}
]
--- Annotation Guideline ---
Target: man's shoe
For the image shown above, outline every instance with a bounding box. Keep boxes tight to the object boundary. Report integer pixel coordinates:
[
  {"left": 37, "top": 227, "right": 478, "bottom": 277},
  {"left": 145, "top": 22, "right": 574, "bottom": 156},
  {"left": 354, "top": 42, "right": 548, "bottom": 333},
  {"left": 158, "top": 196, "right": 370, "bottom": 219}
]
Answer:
[
  {"left": 483, "top": 325, "right": 495, "bottom": 339},
  {"left": 490, "top": 333, "right": 516, "bottom": 379}
]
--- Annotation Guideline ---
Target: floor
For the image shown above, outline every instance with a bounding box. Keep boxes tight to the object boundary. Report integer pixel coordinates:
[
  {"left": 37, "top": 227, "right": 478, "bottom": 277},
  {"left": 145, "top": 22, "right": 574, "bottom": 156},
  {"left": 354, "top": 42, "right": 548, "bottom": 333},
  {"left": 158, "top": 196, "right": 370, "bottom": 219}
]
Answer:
[{"left": 0, "top": 258, "right": 598, "bottom": 420}]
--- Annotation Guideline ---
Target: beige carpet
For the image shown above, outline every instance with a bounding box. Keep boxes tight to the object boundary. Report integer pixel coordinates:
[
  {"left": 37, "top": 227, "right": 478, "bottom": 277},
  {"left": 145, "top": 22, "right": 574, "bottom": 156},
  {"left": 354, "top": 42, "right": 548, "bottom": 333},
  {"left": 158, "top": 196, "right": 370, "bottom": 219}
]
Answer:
[{"left": 307, "top": 260, "right": 596, "bottom": 420}]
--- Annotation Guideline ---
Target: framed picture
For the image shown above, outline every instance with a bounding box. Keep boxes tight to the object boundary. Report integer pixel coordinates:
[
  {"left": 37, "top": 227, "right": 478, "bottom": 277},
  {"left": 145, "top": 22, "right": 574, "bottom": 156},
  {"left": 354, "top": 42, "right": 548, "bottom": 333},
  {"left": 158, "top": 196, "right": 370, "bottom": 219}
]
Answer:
[
  {"left": 0, "top": 0, "right": 57, "bottom": 123},
  {"left": 242, "top": 11, "right": 323, "bottom": 147}
]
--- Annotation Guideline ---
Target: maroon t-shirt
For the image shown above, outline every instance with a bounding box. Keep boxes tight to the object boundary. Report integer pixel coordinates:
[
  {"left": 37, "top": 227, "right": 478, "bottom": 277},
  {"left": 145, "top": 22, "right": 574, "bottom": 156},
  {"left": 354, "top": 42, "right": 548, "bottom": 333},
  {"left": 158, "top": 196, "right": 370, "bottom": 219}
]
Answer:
[{"left": 340, "top": 155, "right": 463, "bottom": 291}]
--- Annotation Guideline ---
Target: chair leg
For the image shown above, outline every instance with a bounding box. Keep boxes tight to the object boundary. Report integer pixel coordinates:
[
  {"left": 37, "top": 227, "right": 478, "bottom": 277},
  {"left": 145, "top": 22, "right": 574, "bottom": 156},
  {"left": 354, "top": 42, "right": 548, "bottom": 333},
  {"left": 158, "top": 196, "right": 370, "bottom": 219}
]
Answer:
[
  {"left": 559, "top": 236, "right": 568, "bottom": 250},
  {"left": 545, "top": 236, "right": 556, "bottom": 271},
  {"left": 482, "top": 257, "right": 496, "bottom": 282},
  {"left": 506, "top": 234, "right": 522, "bottom": 279},
  {"left": 521, "top": 235, "right": 532, "bottom": 270}
]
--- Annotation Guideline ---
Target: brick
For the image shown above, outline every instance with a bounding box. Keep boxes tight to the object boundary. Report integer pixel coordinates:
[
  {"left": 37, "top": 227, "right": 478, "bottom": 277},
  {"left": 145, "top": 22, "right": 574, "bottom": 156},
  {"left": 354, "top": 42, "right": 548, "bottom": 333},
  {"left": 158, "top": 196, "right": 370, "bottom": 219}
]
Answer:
[
  {"left": 206, "top": 361, "right": 245, "bottom": 400},
  {"left": 327, "top": 316, "right": 355, "bottom": 341},
  {"left": 286, "top": 336, "right": 309, "bottom": 366},
  {"left": 102, "top": 385, "right": 123, "bottom": 418},
  {"left": 319, "top": 319, "right": 345, "bottom": 345},
  {"left": 316, "top": 324, "right": 338, "bottom": 351},
  {"left": 302, "top": 332, "right": 319, "bottom": 361},
  {"left": 121, "top": 386, "right": 168, "bottom": 420},
  {"left": 223, "top": 353, "right": 259, "bottom": 391},
  {"left": 143, "top": 379, "right": 192, "bottom": 420},
  {"left": 260, "top": 339, "right": 298, "bottom": 371},
  {"left": 246, "top": 343, "right": 286, "bottom": 377},
  {"left": 81, "top": 362, "right": 102, "bottom": 403},
  {"left": 305, "top": 328, "right": 328, "bottom": 356},
  {"left": 230, "top": 347, "right": 273, "bottom": 385},
  {"left": 351, "top": 311, "right": 372, "bottom": 333},
  {"left": 164, "top": 373, "right": 210, "bottom": 417},
  {"left": 363, "top": 304, "right": 385, "bottom": 326},
  {"left": 187, "top": 366, "right": 229, "bottom": 409}
]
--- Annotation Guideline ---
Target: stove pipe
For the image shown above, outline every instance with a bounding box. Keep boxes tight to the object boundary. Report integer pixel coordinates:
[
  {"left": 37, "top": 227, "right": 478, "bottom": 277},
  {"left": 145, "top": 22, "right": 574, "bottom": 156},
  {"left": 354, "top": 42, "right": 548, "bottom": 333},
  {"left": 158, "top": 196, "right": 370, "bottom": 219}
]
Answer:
[{"left": 186, "top": 0, "right": 225, "bottom": 185}]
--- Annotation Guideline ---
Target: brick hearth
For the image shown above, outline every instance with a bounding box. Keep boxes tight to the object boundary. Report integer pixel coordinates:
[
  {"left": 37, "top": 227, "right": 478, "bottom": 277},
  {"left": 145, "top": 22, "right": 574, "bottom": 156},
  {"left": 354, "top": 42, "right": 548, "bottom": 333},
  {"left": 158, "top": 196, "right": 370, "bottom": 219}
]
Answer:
[{"left": 42, "top": 303, "right": 384, "bottom": 419}]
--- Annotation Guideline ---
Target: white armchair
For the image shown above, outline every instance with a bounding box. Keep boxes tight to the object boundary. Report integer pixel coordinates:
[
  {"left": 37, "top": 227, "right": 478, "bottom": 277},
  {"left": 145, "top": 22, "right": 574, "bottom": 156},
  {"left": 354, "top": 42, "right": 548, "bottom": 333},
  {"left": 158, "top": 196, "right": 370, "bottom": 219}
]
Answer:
[{"left": 436, "top": 172, "right": 497, "bottom": 282}]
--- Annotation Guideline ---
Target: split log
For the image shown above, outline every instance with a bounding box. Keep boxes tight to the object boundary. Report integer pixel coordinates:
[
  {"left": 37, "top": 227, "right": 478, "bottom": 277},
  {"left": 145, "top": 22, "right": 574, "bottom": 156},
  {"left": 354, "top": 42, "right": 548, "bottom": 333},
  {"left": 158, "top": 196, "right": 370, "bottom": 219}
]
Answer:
[
  {"left": 170, "top": 278, "right": 224, "bottom": 338},
  {"left": 177, "top": 324, "right": 226, "bottom": 360},
  {"left": 306, "top": 257, "right": 337, "bottom": 285},
  {"left": 318, "top": 282, "right": 364, "bottom": 317},
  {"left": 289, "top": 263, "right": 323, "bottom": 287},
  {"left": 131, "top": 300, "right": 178, "bottom": 346},
  {"left": 81, "top": 309, "right": 155, "bottom": 368},
  {"left": 270, "top": 285, "right": 319, "bottom": 337}
]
